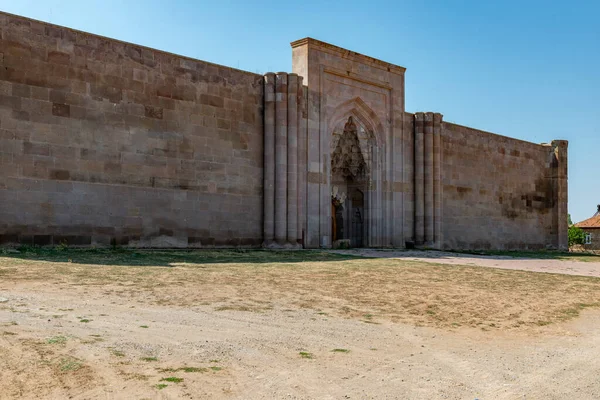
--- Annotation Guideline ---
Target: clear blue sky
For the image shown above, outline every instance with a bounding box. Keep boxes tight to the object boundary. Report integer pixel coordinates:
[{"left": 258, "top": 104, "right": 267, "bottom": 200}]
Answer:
[{"left": 2, "top": 0, "right": 598, "bottom": 223}]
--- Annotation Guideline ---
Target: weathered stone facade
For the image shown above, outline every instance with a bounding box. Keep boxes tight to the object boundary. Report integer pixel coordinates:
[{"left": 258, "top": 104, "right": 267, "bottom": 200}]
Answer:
[
  {"left": 0, "top": 12, "right": 568, "bottom": 250},
  {"left": 0, "top": 12, "right": 263, "bottom": 248}
]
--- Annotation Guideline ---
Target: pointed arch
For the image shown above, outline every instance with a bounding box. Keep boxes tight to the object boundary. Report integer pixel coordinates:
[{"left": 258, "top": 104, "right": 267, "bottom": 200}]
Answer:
[
  {"left": 327, "top": 97, "right": 386, "bottom": 147},
  {"left": 331, "top": 116, "right": 368, "bottom": 179}
]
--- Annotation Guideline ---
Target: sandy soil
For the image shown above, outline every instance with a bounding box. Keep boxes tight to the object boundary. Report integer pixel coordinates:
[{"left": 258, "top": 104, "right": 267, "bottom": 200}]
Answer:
[{"left": 2, "top": 250, "right": 600, "bottom": 399}]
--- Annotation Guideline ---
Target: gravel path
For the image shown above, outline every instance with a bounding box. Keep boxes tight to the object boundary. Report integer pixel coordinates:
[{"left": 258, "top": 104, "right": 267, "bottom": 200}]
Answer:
[
  {"left": 3, "top": 287, "right": 600, "bottom": 400},
  {"left": 333, "top": 249, "right": 600, "bottom": 278}
]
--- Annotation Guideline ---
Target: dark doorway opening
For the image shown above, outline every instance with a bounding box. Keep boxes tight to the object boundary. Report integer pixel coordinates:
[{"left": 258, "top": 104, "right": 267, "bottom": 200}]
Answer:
[
  {"left": 350, "top": 189, "right": 364, "bottom": 248},
  {"left": 330, "top": 116, "right": 368, "bottom": 248}
]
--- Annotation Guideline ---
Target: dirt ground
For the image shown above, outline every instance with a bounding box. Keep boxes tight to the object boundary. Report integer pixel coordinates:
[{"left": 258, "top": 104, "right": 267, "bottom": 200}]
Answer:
[{"left": 2, "top": 249, "right": 600, "bottom": 399}]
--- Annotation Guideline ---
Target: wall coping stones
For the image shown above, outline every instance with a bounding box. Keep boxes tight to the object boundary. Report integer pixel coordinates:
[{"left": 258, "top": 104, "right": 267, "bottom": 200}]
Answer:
[
  {"left": 443, "top": 121, "right": 567, "bottom": 149},
  {"left": 0, "top": 10, "right": 262, "bottom": 79},
  {"left": 290, "top": 37, "right": 406, "bottom": 75}
]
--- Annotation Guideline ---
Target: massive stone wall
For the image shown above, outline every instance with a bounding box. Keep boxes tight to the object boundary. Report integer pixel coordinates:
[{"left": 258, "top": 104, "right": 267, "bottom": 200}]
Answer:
[
  {"left": 0, "top": 13, "right": 264, "bottom": 247},
  {"left": 0, "top": 12, "right": 568, "bottom": 250},
  {"left": 441, "top": 122, "right": 567, "bottom": 250}
]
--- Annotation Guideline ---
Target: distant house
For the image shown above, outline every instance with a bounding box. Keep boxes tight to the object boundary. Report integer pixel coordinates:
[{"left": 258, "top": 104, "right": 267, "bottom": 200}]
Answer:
[{"left": 575, "top": 205, "right": 600, "bottom": 250}]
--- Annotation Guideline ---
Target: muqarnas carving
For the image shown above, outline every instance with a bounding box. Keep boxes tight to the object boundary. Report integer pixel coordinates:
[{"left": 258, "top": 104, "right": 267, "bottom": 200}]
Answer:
[{"left": 331, "top": 117, "right": 368, "bottom": 180}]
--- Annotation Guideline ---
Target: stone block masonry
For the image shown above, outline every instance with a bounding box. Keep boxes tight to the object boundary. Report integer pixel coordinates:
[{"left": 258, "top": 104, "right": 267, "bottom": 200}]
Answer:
[
  {"left": 262, "top": 72, "right": 305, "bottom": 247},
  {"left": 0, "top": 12, "right": 264, "bottom": 247},
  {"left": 441, "top": 123, "right": 568, "bottom": 250},
  {"left": 0, "top": 11, "right": 568, "bottom": 250},
  {"left": 413, "top": 112, "right": 442, "bottom": 248}
]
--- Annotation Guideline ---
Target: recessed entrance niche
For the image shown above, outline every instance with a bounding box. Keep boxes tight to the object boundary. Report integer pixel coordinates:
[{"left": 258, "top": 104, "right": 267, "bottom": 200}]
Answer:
[{"left": 330, "top": 116, "right": 368, "bottom": 248}]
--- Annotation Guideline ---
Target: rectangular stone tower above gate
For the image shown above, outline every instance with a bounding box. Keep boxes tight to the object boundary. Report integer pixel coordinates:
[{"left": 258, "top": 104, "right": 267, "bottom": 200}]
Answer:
[{"left": 291, "top": 38, "right": 410, "bottom": 248}]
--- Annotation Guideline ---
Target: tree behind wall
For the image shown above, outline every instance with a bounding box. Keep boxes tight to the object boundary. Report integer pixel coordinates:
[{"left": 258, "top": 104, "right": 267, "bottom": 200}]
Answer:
[{"left": 568, "top": 225, "right": 585, "bottom": 246}]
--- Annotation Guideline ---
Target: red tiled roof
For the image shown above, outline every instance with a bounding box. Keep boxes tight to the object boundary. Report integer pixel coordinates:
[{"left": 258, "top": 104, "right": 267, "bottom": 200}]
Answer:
[{"left": 575, "top": 214, "right": 600, "bottom": 229}]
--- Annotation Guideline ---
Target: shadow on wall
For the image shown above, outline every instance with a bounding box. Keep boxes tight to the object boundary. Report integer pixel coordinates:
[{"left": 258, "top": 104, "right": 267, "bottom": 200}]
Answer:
[{"left": 500, "top": 176, "right": 556, "bottom": 220}]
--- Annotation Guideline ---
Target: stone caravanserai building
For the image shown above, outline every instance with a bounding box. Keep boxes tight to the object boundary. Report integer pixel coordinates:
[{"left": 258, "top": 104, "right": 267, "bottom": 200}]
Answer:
[{"left": 0, "top": 12, "right": 568, "bottom": 250}]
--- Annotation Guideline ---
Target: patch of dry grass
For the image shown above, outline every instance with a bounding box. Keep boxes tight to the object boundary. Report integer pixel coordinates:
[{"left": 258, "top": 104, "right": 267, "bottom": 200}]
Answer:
[
  {"left": 2, "top": 249, "right": 600, "bottom": 329},
  {"left": 0, "top": 337, "right": 96, "bottom": 398}
]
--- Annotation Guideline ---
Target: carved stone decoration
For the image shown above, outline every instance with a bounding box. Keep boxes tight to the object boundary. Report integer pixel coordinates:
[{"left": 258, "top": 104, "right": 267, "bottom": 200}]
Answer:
[
  {"left": 331, "top": 185, "right": 347, "bottom": 207},
  {"left": 331, "top": 117, "right": 368, "bottom": 180}
]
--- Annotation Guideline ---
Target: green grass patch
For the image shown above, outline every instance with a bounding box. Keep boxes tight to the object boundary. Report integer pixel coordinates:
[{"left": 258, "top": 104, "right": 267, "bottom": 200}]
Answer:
[
  {"left": 299, "top": 351, "right": 314, "bottom": 359},
  {"left": 46, "top": 335, "right": 67, "bottom": 344},
  {"left": 557, "top": 302, "right": 600, "bottom": 321},
  {"left": 58, "top": 358, "right": 82, "bottom": 372},
  {"left": 2, "top": 247, "right": 365, "bottom": 267},
  {"left": 160, "top": 377, "right": 183, "bottom": 383},
  {"left": 111, "top": 349, "right": 125, "bottom": 357},
  {"left": 155, "top": 384, "right": 168, "bottom": 390},
  {"left": 182, "top": 367, "right": 207, "bottom": 373},
  {"left": 158, "top": 366, "right": 213, "bottom": 373},
  {"left": 361, "top": 313, "right": 381, "bottom": 324},
  {"left": 141, "top": 357, "right": 158, "bottom": 362},
  {"left": 331, "top": 348, "right": 350, "bottom": 353}
]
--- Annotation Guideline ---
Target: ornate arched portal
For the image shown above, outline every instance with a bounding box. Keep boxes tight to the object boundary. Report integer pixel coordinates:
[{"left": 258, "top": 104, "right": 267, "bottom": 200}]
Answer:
[{"left": 327, "top": 98, "right": 385, "bottom": 248}]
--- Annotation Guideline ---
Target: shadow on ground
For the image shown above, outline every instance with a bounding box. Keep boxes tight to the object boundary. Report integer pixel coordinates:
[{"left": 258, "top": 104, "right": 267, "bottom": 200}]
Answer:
[
  {"left": 2, "top": 246, "right": 599, "bottom": 268},
  {"left": 0, "top": 247, "right": 368, "bottom": 267}
]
